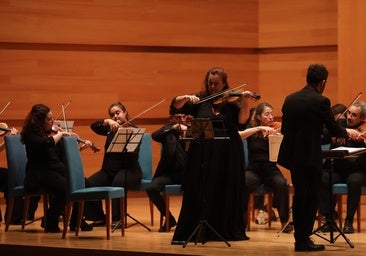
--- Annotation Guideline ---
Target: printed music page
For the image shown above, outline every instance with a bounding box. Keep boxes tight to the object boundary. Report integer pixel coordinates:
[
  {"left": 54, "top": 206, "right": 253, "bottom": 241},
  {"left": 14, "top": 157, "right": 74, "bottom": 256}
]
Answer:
[{"left": 331, "top": 146, "right": 366, "bottom": 154}]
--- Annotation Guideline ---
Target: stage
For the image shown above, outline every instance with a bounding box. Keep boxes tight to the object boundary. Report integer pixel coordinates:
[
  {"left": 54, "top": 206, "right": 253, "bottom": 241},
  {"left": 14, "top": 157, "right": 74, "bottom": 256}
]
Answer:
[{"left": 1, "top": 196, "right": 366, "bottom": 256}]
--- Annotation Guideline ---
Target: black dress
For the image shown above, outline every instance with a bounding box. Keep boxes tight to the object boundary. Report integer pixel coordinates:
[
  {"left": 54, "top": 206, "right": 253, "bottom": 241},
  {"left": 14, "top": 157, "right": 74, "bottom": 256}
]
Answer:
[{"left": 171, "top": 98, "right": 247, "bottom": 243}]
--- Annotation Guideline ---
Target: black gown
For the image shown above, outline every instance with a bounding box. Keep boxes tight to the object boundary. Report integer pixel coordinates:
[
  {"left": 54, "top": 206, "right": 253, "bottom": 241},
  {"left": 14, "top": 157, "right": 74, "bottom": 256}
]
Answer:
[{"left": 171, "top": 98, "right": 247, "bottom": 243}]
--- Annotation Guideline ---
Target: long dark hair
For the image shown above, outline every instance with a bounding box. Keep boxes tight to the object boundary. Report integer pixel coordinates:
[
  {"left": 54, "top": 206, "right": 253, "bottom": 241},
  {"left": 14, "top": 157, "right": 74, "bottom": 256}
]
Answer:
[{"left": 21, "top": 104, "right": 51, "bottom": 143}]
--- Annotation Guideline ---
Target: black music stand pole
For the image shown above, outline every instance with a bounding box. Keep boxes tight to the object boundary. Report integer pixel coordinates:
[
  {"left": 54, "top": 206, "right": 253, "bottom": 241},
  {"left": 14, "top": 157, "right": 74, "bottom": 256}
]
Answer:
[
  {"left": 109, "top": 128, "right": 151, "bottom": 232},
  {"left": 183, "top": 119, "right": 231, "bottom": 248},
  {"left": 312, "top": 149, "right": 355, "bottom": 248}
]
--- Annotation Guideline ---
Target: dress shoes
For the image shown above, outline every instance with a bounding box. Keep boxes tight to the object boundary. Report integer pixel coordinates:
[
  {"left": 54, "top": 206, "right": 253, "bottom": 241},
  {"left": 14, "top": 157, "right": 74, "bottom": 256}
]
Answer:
[
  {"left": 319, "top": 223, "right": 332, "bottom": 233},
  {"left": 295, "top": 240, "right": 325, "bottom": 252},
  {"left": 92, "top": 219, "right": 106, "bottom": 227},
  {"left": 159, "top": 217, "right": 177, "bottom": 232},
  {"left": 70, "top": 219, "right": 94, "bottom": 232},
  {"left": 281, "top": 222, "right": 294, "bottom": 233},
  {"left": 343, "top": 220, "right": 354, "bottom": 234}
]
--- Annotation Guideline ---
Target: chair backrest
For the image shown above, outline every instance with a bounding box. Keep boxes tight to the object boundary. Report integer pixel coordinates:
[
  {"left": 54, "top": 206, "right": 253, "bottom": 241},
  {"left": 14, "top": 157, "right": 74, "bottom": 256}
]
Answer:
[
  {"left": 242, "top": 139, "right": 249, "bottom": 169},
  {"left": 62, "top": 136, "right": 86, "bottom": 194},
  {"left": 138, "top": 133, "right": 153, "bottom": 181},
  {"left": 4, "top": 135, "right": 27, "bottom": 193}
]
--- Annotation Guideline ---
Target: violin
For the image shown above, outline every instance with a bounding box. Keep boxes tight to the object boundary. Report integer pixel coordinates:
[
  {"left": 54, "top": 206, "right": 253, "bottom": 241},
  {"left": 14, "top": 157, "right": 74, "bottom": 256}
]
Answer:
[
  {"left": 52, "top": 126, "right": 100, "bottom": 153},
  {"left": 213, "top": 90, "right": 261, "bottom": 105},
  {"left": 0, "top": 122, "right": 19, "bottom": 136},
  {"left": 0, "top": 122, "right": 12, "bottom": 136}
]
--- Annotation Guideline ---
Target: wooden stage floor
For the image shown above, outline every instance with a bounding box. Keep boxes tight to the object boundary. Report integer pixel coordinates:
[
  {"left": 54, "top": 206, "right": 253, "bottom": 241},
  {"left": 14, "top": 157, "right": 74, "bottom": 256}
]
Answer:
[{"left": 1, "top": 196, "right": 366, "bottom": 256}]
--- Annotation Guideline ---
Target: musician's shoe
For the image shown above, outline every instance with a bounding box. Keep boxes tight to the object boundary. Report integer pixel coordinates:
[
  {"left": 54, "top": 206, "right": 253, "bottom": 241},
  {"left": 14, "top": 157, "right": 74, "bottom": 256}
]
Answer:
[
  {"left": 319, "top": 223, "right": 336, "bottom": 233},
  {"left": 294, "top": 239, "right": 325, "bottom": 252},
  {"left": 281, "top": 222, "right": 294, "bottom": 233},
  {"left": 92, "top": 219, "right": 106, "bottom": 227},
  {"left": 70, "top": 219, "right": 93, "bottom": 232},
  {"left": 343, "top": 220, "right": 354, "bottom": 234},
  {"left": 159, "top": 216, "right": 177, "bottom": 232}
]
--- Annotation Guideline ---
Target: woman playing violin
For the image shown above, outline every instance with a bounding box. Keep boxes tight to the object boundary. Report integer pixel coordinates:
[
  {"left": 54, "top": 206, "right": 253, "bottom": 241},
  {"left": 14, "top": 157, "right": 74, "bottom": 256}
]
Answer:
[
  {"left": 170, "top": 67, "right": 251, "bottom": 243},
  {"left": 20, "top": 104, "right": 93, "bottom": 232},
  {"left": 239, "top": 102, "right": 292, "bottom": 232},
  {"left": 85, "top": 102, "right": 143, "bottom": 225}
]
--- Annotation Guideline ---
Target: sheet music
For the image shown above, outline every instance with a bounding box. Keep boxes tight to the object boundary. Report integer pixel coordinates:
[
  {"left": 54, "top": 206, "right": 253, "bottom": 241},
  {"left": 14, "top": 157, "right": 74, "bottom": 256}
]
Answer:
[
  {"left": 107, "top": 127, "right": 146, "bottom": 153},
  {"left": 331, "top": 146, "right": 366, "bottom": 154}
]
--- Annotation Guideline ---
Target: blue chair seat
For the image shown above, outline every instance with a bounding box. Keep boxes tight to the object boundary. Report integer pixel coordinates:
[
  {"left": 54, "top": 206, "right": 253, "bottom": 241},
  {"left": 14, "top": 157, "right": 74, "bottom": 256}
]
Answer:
[{"left": 71, "top": 187, "right": 125, "bottom": 201}]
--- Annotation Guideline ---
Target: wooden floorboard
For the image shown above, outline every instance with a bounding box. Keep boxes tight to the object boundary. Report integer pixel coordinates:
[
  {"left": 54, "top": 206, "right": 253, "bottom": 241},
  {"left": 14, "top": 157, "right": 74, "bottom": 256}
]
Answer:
[{"left": 1, "top": 196, "right": 366, "bottom": 256}]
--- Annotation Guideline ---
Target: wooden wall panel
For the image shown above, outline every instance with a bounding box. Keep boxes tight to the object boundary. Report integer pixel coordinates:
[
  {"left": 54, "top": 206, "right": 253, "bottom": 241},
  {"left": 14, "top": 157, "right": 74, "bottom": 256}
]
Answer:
[
  {"left": 338, "top": 0, "right": 366, "bottom": 103},
  {"left": 0, "top": 49, "right": 259, "bottom": 120},
  {"left": 259, "top": 0, "right": 337, "bottom": 48},
  {"left": 259, "top": 48, "right": 339, "bottom": 113},
  {"left": 0, "top": 0, "right": 258, "bottom": 48}
]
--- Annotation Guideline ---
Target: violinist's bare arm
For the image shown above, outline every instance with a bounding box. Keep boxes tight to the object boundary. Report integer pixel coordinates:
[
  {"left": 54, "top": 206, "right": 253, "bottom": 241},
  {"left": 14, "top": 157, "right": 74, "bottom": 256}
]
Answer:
[
  {"left": 173, "top": 95, "right": 200, "bottom": 109},
  {"left": 238, "top": 91, "right": 252, "bottom": 124},
  {"left": 239, "top": 126, "right": 276, "bottom": 139}
]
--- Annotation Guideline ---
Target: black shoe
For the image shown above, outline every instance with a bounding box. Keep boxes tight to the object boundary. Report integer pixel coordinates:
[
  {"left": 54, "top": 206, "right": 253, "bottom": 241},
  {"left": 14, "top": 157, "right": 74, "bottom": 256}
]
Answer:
[
  {"left": 171, "top": 240, "right": 185, "bottom": 245},
  {"left": 281, "top": 222, "right": 294, "bottom": 233},
  {"left": 70, "top": 220, "right": 94, "bottom": 232},
  {"left": 295, "top": 240, "right": 325, "bottom": 252},
  {"left": 343, "top": 220, "right": 354, "bottom": 234},
  {"left": 45, "top": 226, "right": 61, "bottom": 233},
  {"left": 159, "top": 217, "right": 177, "bottom": 232},
  {"left": 92, "top": 219, "right": 106, "bottom": 227},
  {"left": 264, "top": 204, "right": 278, "bottom": 221},
  {"left": 319, "top": 223, "right": 336, "bottom": 233}
]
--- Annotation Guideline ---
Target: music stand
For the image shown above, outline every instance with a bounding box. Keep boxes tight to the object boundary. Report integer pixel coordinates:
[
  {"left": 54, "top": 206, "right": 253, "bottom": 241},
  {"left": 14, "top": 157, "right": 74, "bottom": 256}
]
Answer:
[
  {"left": 108, "top": 127, "right": 151, "bottom": 232},
  {"left": 312, "top": 147, "right": 366, "bottom": 248},
  {"left": 183, "top": 118, "right": 231, "bottom": 248}
]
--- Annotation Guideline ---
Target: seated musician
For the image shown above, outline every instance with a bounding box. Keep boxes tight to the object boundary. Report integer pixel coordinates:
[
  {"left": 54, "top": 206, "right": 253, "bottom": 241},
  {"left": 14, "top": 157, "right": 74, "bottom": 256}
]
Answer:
[
  {"left": 239, "top": 102, "right": 292, "bottom": 232},
  {"left": 85, "top": 102, "right": 143, "bottom": 226},
  {"left": 319, "top": 101, "right": 366, "bottom": 233},
  {"left": 146, "top": 108, "right": 188, "bottom": 232}
]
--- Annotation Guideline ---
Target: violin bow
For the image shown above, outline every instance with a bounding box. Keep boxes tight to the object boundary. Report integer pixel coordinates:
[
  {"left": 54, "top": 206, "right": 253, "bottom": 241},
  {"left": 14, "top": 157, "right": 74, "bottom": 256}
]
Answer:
[
  {"left": 198, "top": 83, "right": 248, "bottom": 104},
  {"left": 338, "top": 92, "right": 362, "bottom": 120},
  {"left": 120, "top": 99, "right": 166, "bottom": 127},
  {"left": 0, "top": 100, "right": 11, "bottom": 117},
  {"left": 61, "top": 104, "right": 69, "bottom": 133},
  {"left": 55, "top": 100, "right": 71, "bottom": 120}
]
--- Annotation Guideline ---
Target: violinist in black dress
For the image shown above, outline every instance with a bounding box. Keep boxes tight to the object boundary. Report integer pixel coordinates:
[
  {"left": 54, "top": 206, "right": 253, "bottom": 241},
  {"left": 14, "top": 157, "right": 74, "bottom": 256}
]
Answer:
[
  {"left": 170, "top": 67, "right": 252, "bottom": 243},
  {"left": 85, "top": 102, "right": 143, "bottom": 223}
]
